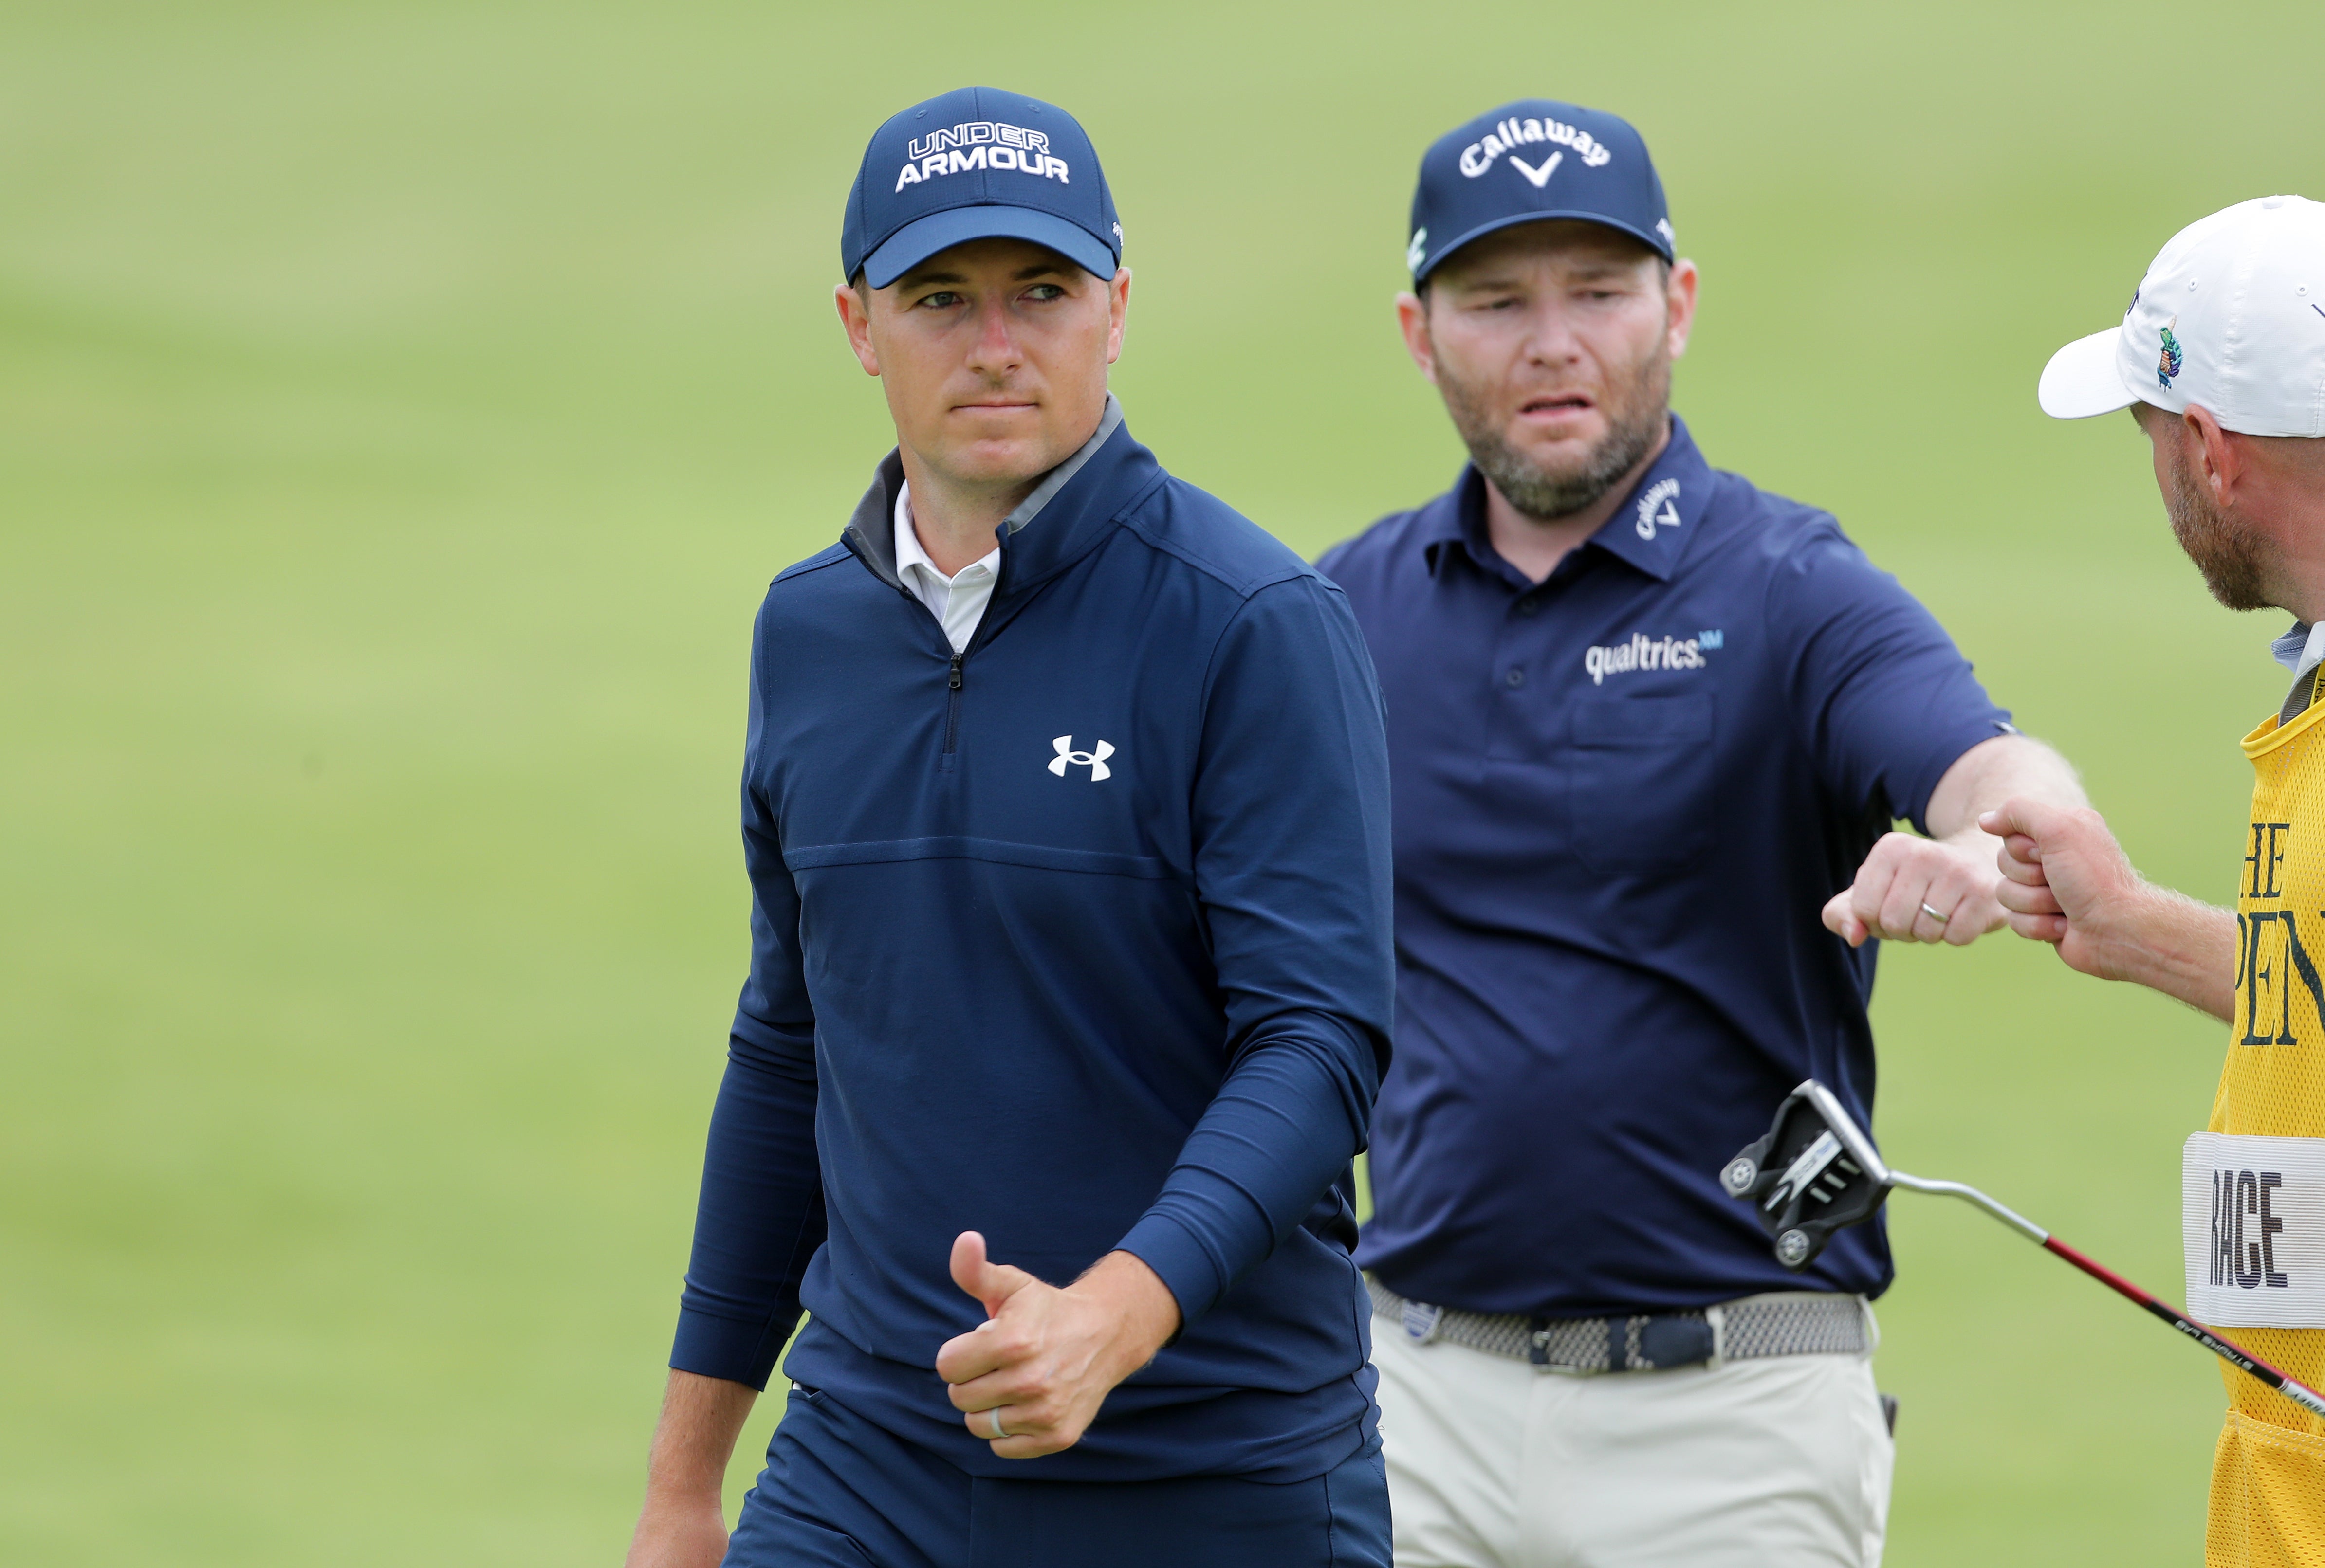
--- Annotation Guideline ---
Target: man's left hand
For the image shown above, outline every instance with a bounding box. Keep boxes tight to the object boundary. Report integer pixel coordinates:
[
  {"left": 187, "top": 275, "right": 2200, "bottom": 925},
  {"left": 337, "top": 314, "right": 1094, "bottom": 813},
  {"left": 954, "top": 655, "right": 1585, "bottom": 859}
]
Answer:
[
  {"left": 1822, "top": 830, "right": 2006, "bottom": 948},
  {"left": 934, "top": 1232, "right": 1182, "bottom": 1459}
]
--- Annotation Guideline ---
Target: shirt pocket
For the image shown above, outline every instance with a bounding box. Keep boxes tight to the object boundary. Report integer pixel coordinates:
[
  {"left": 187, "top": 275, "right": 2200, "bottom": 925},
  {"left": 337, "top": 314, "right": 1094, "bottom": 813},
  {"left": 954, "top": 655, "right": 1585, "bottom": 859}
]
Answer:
[{"left": 1568, "top": 693, "right": 1718, "bottom": 875}]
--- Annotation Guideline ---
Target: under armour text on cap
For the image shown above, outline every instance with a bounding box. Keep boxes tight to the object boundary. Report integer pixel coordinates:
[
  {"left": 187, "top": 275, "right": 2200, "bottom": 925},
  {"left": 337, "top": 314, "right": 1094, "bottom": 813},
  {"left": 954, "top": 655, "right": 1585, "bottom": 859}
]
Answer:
[
  {"left": 2038, "top": 195, "right": 2325, "bottom": 437},
  {"left": 841, "top": 86, "right": 1122, "bottom": 291},
  {"left": 1406, "top": 100, "right": 1672, "bottom": 285}
]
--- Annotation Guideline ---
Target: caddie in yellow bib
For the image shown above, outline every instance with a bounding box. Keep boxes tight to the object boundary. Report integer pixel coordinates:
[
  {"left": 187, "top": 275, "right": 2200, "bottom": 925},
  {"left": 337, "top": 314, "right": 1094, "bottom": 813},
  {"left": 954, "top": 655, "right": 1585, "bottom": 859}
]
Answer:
[
  {"left": 2014, "top": 191, "right": 2325, "bottom": 1568},
  {"left": 2190, "top": 686, "right": 2325, "bottom": 1565}
]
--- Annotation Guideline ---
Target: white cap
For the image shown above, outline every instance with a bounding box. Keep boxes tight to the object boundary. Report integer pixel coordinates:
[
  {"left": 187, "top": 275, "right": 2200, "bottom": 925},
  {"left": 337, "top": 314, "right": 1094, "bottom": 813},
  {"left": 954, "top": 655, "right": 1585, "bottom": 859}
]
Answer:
[{"left": 2038, "top": 195, "right": 2325, "bottom": 437}]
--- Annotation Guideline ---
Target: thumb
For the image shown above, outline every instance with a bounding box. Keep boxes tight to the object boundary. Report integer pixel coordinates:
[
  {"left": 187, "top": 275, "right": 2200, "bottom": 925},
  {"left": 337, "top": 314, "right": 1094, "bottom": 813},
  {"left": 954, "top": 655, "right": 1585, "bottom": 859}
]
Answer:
[
  {"left": 950, "top": 1231, "right": 1035, "bottom": 1318},
  {"left": 1979, "top": 796, "right": 2059, "bottom": 846},
  {"left": 1821, "top": 888, "right": 1867, "bottom": 947}
]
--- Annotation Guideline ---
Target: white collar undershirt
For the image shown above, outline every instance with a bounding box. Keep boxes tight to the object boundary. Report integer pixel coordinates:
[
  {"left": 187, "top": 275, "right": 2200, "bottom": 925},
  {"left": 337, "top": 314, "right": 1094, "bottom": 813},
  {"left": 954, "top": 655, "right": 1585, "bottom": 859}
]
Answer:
[
  {"left": 894, "top": 483, "right": 1000, "bottom": 655},
  {"left": 886, "top": 395, "right": 1124, "bottom": 655}
]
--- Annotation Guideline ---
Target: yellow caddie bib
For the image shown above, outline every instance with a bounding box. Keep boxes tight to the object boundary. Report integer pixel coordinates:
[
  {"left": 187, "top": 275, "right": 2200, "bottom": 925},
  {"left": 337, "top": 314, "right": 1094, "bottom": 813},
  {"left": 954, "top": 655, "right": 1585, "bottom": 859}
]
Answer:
[{"left": 2209, "top": 694, "right": 2325, "bottom": 1567}]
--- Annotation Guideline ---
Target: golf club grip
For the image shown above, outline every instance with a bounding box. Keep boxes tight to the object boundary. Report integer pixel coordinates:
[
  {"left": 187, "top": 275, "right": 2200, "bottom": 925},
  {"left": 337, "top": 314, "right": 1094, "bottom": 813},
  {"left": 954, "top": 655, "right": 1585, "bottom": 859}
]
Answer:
[{"left": 2042, "top": 1235, "right": 2325, "bottom": 1419}]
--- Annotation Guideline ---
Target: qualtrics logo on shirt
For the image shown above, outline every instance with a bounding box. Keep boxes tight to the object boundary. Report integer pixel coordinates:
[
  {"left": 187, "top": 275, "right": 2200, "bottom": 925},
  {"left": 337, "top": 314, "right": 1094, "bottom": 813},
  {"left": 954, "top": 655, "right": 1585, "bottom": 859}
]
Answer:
[{"left": 1583, "top": 632, "right": 1717, "bottom": 686}]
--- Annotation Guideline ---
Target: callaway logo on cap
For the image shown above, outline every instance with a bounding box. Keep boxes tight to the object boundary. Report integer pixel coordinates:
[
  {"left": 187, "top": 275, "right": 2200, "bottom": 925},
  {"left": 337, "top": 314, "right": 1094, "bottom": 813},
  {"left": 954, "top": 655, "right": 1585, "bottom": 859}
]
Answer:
[
  {"left": 841, "top": 86, "right": 1123, "bottom": 291},
  {"left": 2038, "top": 194, "right": 2325, "bottom": 438},
  {"left": 1405, "top": 99, "right": 1673, "bottom": 285}
]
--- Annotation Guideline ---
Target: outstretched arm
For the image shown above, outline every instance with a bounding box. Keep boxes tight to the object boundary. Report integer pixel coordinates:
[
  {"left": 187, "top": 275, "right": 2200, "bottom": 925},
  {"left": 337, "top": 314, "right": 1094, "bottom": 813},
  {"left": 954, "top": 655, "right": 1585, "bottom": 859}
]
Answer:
[
  {"left": 1824, "top": 734, "right": 2088, "bottom": 948},
  {"left": 1979, "top": 796, "right": 2236, "bottom": 1021}
]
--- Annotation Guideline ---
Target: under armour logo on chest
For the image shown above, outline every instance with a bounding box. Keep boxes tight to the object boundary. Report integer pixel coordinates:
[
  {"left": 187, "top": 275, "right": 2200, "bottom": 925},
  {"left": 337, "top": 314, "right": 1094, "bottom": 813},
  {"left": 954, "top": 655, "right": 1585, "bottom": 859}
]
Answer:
[{"left": 1049, "top": 736, "right": 1115, "bottom": 781}]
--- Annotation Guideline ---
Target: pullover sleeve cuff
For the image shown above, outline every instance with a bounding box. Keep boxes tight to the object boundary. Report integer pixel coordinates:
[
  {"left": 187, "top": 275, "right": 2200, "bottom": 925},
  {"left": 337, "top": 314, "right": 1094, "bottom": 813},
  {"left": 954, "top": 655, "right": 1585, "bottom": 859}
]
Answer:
[
  {"left": 669, "top": 1304, "right": 801, "bottom": 1393},
  {"left": 1114, "top": 1211, "right": 1230, "bottom": 1331}
]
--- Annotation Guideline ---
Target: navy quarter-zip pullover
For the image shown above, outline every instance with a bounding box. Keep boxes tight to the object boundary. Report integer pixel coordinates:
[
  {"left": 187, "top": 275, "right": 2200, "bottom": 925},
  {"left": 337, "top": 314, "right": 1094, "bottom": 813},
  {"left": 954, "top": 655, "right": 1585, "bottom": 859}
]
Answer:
[{"left": 670, "top": 405, "right": 1397, "bottom": 1483}]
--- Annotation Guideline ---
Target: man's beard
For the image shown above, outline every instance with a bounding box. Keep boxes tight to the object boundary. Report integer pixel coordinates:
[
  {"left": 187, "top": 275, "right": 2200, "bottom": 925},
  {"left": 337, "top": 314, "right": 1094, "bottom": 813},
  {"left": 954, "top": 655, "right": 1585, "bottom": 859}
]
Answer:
[
  {"left": 2160, "top": 440, "right": 2272, "bottom": 610},
  {"left": 1437, "top": 348, "right": 1671, "bottom": 521}
]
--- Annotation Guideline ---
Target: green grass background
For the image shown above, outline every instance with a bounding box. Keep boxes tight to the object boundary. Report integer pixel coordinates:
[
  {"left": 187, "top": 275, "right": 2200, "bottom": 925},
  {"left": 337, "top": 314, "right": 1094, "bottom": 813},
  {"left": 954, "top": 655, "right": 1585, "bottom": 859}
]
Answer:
[{"left": 6, "top": 0, "right": 2323, "bottom": 1560}]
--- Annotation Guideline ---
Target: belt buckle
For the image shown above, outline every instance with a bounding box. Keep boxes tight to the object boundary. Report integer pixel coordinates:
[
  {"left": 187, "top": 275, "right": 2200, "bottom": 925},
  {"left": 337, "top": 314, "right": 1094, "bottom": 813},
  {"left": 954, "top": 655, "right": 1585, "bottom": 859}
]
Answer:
[
  {"left": 1528, "top": 1317, "right": 1603, "bottom": 1375},
  {"left": 1632, "top": 1311, "right": 1720, "bottom": 1371},
  {"left": 1401, "top": 1299, "right": 1443, "bottom": 1345}
]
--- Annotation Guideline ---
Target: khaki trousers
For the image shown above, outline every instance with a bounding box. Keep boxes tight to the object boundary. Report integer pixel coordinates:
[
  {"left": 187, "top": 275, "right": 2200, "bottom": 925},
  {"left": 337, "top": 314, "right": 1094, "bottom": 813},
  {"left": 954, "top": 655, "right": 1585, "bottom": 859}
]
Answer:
[{"left": 1372, "top": 1304, "right": 1893, "bottom": 1568}]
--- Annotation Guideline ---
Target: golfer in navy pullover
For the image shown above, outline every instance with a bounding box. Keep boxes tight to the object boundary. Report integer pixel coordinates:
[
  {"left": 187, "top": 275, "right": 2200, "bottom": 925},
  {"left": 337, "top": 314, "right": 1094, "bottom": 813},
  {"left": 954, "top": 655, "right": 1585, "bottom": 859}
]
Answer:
[{"left": 622, "top": 89, "right": 1395, "bottom": 1568}]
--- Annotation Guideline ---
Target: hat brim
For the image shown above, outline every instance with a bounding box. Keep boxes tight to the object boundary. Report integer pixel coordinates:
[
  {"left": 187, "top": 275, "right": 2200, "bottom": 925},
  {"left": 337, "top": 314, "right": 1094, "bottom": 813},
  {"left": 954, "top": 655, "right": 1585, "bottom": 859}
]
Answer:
[
  {"left": 1416, "top": 210, "right": 1674, "bottom": 284},
  {"left": 861, "top": 205, "right": 1118, "bottom": 290},
  {"left": 2038, "top": 327, "right": 2141, "bottom": 419}
]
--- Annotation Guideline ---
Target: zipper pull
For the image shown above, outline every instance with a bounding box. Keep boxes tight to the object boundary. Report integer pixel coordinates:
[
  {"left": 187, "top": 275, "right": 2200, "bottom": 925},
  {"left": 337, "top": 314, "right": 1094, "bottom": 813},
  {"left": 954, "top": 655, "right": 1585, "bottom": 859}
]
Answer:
[{"left": 948, "top": 652, "right": 964, "bottom": 691}]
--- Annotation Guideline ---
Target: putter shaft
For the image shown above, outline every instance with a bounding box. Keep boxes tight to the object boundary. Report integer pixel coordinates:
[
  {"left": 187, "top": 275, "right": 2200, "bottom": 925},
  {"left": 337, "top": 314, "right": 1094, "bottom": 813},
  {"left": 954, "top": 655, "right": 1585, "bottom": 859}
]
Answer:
[{"left": 1896, "top": 1167, "right": 2325, "bottom": 1421}]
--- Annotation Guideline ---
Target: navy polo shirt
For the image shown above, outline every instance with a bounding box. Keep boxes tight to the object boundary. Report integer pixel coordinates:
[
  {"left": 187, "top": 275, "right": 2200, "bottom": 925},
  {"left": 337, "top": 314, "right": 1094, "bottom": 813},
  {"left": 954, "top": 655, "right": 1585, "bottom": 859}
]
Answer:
[{"left": 1318, "top": 416, "right": 2012, "bottom": 1316}]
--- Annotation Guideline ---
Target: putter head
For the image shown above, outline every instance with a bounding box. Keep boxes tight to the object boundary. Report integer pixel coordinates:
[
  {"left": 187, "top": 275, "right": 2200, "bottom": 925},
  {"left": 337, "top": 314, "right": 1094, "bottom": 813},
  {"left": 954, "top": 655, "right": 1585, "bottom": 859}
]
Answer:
[{"left": 1721, "top": 1080, "right": 1894, "bottom": 1270}]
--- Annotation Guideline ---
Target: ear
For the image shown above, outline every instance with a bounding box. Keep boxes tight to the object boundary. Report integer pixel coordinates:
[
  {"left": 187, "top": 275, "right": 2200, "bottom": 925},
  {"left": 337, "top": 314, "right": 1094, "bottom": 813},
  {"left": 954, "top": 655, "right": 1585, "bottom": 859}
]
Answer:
[
  {"left": 1664, "top": 259, "right": 1700, "bottom": 361},
  {"left": 835, "top": 281, "right": 881, "bottom": 377},
  {"left": 2185, "top": 403, "right": 2244, "bottom": 506},
  {"left": 1395, "top": 292, "right": 1438, "bottom": 384},
  {"left": 1105, "top": 267, "right": 1132, "bottom": 366}
]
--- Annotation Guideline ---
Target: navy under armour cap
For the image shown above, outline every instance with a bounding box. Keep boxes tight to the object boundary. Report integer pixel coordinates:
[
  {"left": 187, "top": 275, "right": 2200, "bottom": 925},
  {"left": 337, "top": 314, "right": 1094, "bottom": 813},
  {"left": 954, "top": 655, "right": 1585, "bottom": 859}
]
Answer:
[
  {"left": 841, "top": 86, "right": 1122, "bottom": 290},
  {"left": 1406, "top": 100, "right": 1672, "bottom": 284}
]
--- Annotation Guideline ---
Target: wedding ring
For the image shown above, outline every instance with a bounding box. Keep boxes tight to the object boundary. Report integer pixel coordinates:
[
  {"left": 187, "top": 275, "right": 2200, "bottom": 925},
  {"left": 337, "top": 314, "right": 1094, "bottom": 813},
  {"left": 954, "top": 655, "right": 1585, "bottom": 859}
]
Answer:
[
  {"left": 1919, "top": 902, "right": 1945, "bottom": 924},
  {"left": 985, "top": 1406, "right": 1008, "bottom": 1441}
]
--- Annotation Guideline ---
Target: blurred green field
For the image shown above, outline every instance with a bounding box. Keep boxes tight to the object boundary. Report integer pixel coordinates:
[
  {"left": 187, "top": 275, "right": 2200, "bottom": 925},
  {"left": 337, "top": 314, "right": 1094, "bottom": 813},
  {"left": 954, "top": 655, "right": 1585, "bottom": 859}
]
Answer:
[{"left": 6, "top": 1, "right": 2324, "bottom": 1562}]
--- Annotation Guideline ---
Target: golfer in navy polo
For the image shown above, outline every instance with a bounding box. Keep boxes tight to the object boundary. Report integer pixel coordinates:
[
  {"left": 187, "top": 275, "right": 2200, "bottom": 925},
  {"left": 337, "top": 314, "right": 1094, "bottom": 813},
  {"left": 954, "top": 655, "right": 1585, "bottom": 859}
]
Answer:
[
  {"left": 1318, "top": 102, "right": 2090, "bottom": 1566},
  {"left": 620, "top": 88, "right": 1394, "bottom": 1568}
]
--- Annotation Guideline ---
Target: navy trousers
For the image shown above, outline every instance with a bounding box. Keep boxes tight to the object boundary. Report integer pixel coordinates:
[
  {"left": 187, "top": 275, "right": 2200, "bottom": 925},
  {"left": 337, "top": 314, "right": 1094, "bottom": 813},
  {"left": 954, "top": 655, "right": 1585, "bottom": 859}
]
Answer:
[{"left": 722, "top": 1385, "right": 1391, "bottom": 1568}]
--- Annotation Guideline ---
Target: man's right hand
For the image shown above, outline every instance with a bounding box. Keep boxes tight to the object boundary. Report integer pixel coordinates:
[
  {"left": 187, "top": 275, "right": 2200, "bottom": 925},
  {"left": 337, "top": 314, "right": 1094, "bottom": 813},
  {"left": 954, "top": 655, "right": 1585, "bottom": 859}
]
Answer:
[
  {"left": 622, "top": 1370, "right": 759, "bottom": 1568},
  {"left": 1979, "top": 799, "right": 2142, "bottom": 969},
  {"left": 1979, "top": 797, "right": 2236, "bottom": 1021}
]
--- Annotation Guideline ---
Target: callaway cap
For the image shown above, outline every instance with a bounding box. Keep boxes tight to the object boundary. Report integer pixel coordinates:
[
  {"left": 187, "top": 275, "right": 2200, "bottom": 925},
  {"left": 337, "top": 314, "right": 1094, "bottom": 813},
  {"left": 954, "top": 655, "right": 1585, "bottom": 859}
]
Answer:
[
  {"left": 841, "top": 86, "right": 1122, "bottom": 291},
  {"left": 1406, "top": 100, "right": 1672, "bottom": 285},
  {"left": 2038, "top": 195, "right": 2325, "bottom": 437}
]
